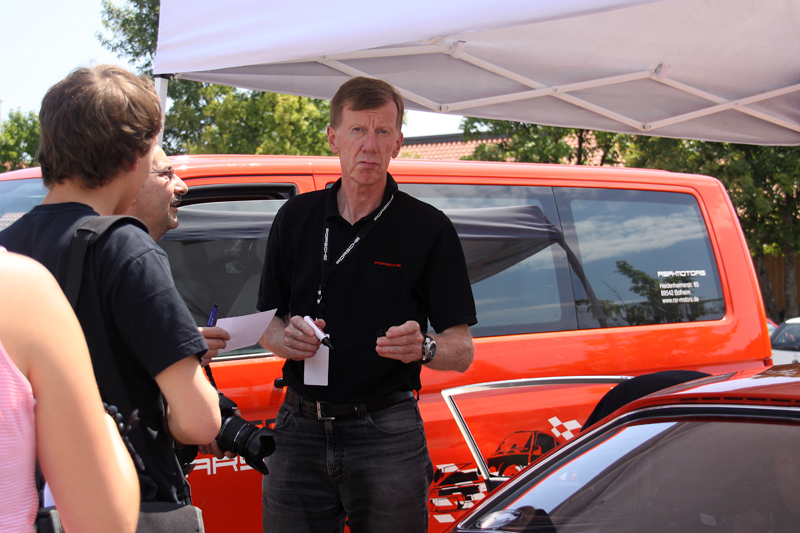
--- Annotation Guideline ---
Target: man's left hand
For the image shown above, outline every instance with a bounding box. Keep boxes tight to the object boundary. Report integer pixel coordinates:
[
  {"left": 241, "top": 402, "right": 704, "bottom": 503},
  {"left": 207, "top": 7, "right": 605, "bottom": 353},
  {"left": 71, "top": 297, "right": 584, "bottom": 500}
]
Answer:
[
  {"left": 376, "top": 320, "right": 424, "bottom": 363},
  {"left": 198, "top": 439, "right": 236, "bottom": 460},
  {"left": 198, "top": 404, "right": 242, "bottom": 459}
]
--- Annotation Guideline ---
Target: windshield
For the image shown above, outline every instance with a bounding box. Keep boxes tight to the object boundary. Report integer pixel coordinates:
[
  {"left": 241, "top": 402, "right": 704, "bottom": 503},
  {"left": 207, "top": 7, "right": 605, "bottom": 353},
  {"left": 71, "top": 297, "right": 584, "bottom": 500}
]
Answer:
[{"left": 462, "top": 419, "right": 800, "bottom": 532}]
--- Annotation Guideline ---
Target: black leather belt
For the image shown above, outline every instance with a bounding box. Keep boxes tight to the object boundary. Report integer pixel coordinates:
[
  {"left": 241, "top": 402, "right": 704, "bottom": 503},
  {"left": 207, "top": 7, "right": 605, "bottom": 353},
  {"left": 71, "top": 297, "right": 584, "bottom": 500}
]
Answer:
[{"left": 284, "top": 389, "right": 414, "bottom": 420}]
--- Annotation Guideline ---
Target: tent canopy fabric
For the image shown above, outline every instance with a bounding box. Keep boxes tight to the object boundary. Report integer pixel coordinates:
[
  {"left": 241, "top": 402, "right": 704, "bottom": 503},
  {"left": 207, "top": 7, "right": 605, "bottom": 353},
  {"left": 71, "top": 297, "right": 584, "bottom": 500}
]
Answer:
[{"left": 153, "top": 0, "right": 800, "bottom": 145}]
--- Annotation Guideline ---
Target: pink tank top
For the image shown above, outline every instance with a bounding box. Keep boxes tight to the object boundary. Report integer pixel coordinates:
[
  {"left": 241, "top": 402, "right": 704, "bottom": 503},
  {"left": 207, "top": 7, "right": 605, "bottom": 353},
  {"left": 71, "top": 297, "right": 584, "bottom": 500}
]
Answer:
[{"left": 0, "top": 256, "right": 38, "bottom": 531}]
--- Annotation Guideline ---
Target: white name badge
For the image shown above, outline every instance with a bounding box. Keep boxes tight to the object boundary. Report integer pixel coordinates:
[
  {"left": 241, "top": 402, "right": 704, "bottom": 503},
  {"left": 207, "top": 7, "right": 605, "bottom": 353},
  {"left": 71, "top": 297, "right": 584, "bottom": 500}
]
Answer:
[{"left": 304, "top": 336, "right": 329, "bottom": 386}]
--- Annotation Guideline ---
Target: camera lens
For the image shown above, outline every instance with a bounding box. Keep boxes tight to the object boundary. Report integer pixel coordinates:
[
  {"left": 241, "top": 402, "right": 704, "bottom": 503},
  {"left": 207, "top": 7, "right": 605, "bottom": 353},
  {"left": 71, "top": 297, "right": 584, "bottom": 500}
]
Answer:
[{"left": 217, "top": 415, "right": 276, "bottom": 475}]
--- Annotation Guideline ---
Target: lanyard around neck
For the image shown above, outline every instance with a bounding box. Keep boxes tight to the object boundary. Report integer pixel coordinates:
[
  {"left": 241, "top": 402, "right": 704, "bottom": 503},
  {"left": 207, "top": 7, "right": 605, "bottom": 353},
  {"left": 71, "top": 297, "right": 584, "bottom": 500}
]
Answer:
[{"left": 316, "top": 193, "right": 394, "bottom": 318}]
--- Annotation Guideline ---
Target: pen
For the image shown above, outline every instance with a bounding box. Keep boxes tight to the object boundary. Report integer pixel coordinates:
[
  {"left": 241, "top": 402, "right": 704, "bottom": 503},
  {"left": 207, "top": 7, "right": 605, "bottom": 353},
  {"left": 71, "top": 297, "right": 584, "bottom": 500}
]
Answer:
[
  {"left": 207, "top": 303, "right": 219, "bottom": 327},
  {"left": 304, "top": 315, "right": 334, "bottom": 350},
  {"left": 204, "top": 304, "right": 219, "bottom": 388}
]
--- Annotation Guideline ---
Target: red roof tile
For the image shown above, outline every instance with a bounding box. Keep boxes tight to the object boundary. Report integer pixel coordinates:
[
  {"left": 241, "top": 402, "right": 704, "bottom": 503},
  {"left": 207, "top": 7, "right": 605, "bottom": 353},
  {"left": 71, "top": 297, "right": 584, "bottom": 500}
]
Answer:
[{"left": 399, "top": 138, "right": 504, "bottom": 160}]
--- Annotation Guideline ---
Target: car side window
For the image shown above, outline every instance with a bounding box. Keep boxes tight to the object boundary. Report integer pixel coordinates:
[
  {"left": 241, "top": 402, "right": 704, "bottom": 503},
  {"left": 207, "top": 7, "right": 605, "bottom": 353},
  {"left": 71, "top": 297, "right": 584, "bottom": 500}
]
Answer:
[
  {"left": 554, "top": 188, "right": 725, "bottom": 329},
  {"left": 160, "top": 185, "right": 294, "bottom": 356},
  {"left": 0, "top": 179, "right": 47, "bottom": 230},
  {"left": 400, "top": 184, "right": 726, "bottom": 336},
  {"left": 399, "top": 184, "right": 576, "bottom": 338}
]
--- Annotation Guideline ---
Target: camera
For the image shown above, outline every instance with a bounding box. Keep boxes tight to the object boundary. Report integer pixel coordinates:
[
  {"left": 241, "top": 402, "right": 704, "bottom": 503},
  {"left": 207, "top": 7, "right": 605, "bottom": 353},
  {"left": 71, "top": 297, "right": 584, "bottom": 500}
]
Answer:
[{"left": 216, "top": 391, "right": 276, "bottom": 475}]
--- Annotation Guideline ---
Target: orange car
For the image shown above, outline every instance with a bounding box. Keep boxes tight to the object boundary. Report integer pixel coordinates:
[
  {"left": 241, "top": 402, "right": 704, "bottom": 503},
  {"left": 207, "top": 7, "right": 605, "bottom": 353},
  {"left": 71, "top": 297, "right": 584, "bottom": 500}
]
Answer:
[{"left": 0, "top": 155, "right": 772, "bottom": 532}]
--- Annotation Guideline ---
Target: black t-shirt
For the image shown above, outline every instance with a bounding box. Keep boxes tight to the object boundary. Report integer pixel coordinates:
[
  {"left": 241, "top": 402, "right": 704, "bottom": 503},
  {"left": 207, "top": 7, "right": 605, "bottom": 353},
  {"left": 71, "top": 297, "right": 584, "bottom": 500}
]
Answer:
[
  {"left": 257, "top": 174, "right": 476, "bottom": 403},
  {"left": 0, "top": 202, "right": 208, "bottom": 503}
]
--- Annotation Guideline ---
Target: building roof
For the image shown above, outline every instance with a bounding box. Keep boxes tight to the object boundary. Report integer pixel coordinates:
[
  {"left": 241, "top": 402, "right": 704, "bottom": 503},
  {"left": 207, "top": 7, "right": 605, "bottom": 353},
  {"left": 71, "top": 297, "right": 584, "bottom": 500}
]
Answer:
[
  {"left": 399, "top": 133, "right": 506, "bottom": 161},
  {"left": 400, "top": 132, "right": 621, "bottom": 166}
]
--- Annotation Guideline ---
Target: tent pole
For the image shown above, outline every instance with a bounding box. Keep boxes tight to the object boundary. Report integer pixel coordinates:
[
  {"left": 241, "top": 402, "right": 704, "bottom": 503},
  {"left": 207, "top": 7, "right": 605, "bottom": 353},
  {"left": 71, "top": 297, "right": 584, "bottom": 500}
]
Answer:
[
  {"left": 154, "top": 75, "right": 170, "bottom": 146},
  {"left": 653, "top": 77, "right": 800, "bottom": 134}
]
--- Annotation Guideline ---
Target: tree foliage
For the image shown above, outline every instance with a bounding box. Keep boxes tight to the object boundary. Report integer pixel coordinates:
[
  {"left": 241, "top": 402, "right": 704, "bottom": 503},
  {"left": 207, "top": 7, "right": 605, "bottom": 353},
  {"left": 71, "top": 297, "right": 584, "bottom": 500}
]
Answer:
[
  {"left": 0, "top": 110, "right": 40, "bottom": 172},
  {"left": 97, "top": 0, "right": 331, "bottom": 156},
  {"left": 179, "top": 86, "right": 330, "bottom": 156},
  {"left": 460, "top": 118, "right": 628, "bottom": 166},
  {"left": 97, "top": 0, "right": 159, "bottom": 74}
]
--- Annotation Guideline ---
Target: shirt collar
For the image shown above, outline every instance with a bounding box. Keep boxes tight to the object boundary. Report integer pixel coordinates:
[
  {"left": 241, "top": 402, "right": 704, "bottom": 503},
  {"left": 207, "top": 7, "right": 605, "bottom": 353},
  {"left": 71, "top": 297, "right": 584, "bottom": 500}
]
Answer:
[{"left": 325, "top": 173, "right": 399, "bottom": 223}]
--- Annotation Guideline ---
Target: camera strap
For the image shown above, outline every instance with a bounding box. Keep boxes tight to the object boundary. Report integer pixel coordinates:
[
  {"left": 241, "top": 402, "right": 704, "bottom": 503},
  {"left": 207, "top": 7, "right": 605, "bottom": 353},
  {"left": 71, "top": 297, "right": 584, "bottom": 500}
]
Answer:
[{"left": 316, "top": 192, "right": 394, "bottom": 319}]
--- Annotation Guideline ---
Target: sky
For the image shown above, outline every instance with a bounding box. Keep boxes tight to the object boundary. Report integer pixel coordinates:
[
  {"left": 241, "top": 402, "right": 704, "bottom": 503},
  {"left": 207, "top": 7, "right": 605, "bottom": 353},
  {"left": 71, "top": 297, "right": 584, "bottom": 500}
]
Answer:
[{"left": 0, "top": 0, "right": 463, "bottom": 139}]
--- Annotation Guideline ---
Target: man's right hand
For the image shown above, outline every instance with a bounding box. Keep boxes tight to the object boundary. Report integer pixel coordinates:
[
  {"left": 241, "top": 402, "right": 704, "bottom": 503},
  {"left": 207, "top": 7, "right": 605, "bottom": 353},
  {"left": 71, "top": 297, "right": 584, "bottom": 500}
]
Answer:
[
  {"left": 259, "top": 314, "right": 324, "bottom": 360},
  {"left": 281, "top": 315, "right": 325, "bottom": 360},
  {"left": 198, "top": 326, "right": 231, "bottom": 366}
]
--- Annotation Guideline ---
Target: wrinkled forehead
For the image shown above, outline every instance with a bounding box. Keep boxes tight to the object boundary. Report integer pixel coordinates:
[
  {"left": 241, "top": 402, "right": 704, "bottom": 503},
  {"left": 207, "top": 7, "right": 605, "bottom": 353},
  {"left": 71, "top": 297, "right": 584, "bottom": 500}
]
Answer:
[{"left": 341, "top": 100, "right": 400, "bottom": 127}]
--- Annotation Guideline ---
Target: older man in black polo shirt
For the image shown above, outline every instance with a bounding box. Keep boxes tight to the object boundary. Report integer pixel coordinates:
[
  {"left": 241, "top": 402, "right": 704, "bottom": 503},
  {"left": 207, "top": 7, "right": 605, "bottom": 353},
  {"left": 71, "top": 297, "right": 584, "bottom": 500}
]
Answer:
[{"left": 257, "top": 77, "right": 476, "bottom": 532}]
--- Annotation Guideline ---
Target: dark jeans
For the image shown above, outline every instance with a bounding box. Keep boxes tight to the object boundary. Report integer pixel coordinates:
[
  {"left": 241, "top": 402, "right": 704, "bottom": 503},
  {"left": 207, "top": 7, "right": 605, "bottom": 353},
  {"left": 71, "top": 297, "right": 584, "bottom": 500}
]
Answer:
[{"left": 262, "top": 396, "right": 434, "bottom": 533}]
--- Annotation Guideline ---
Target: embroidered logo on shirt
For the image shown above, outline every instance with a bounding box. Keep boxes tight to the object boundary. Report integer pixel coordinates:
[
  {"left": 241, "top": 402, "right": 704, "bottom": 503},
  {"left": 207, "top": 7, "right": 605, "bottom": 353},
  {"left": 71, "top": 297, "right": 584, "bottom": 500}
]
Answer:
[{"left": 374, "top": 261, "right": 402, "bottom": 268}]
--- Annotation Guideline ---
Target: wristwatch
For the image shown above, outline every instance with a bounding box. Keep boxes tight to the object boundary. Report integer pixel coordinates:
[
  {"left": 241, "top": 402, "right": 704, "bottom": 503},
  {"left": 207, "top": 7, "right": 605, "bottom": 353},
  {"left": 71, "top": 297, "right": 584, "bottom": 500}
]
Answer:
[{"left": 421, "top": 334, "right": 436, "bottom": 365}]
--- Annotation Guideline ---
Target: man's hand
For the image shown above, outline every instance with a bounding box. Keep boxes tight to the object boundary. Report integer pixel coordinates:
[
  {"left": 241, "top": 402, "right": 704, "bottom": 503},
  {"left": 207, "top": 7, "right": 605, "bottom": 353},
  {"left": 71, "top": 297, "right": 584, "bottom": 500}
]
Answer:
[
  {"left": 376, "top": 320, "right": 424, "bottom": 363},
  {"left": 198, "top": 440, "right": 236, "bottom": 460},
  {"left": 198, "top": 404, "right": 242, "bottom": 459},
  {"left": 377, "top": 322, "right": 474, "bottom": 372},
  {"left": 260, "top": 315, "right": 326, "bottom": 361},
  {"left": 282, "top": 315, "right": 327, "bottom": 360},
  {"left": 198, "top": 326, "right": 231, "bottom": 367}
]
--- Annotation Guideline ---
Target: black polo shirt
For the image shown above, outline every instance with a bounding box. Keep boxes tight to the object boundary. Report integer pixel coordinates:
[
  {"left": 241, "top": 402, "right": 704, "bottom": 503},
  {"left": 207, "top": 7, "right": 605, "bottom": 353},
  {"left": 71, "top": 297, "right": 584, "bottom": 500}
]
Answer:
[{"left": 257, "top": 174, "right": 476, "bottom": 403}]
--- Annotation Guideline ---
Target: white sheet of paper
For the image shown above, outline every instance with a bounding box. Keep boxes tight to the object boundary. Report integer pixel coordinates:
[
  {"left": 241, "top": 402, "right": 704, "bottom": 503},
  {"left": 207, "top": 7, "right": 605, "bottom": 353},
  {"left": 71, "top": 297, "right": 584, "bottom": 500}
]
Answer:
[
  {"left": 304, "top": 337, "right": 329, "bottom": 386},
  {"left": 215, "top": 309, "right": 276, "bottom": 354}
]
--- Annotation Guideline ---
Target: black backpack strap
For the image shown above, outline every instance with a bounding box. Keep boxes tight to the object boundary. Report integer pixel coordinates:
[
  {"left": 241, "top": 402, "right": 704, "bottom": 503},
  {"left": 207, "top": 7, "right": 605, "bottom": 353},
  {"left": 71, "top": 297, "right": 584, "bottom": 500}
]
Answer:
[
  {"left": 64, "top": 215, "right": 147, "bottom": 308},
  {"left": 63, "top": 215, "right": 193, "bottom": 500},
  {"left": 63, "top": 215, "right": 149, "bottom": 472}
]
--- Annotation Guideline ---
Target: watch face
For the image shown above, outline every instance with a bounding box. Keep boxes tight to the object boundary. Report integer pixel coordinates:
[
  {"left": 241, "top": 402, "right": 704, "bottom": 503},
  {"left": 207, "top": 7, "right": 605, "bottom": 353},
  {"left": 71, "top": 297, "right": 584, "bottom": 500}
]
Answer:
[{"left": 422, "top": 335, "right": 436, "bottom": 363}]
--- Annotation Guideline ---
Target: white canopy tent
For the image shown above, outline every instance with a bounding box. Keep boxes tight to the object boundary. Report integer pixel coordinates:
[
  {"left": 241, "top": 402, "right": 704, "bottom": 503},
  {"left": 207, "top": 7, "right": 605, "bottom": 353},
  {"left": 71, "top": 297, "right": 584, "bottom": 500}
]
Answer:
[{"left": 153, "top": 0, "right": 800, "bottom": 145}]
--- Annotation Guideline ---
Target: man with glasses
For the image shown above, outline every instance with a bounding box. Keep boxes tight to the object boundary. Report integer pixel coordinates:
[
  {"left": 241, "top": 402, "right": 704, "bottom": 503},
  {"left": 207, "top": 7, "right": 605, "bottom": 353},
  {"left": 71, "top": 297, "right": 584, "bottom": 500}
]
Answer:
[
  {"left": 128, "top": 145, "right": 187, "bottom": 241},
  {"left": 127, "top": 146, "right": 232, "bottom": 367}
]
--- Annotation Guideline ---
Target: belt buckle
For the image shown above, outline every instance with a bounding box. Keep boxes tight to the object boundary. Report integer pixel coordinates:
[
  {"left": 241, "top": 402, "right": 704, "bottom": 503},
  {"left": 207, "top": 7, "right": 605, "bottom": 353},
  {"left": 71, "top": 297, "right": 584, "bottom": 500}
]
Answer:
[{"left": 316, "top": 401, "right": 336, "bottom": 421}]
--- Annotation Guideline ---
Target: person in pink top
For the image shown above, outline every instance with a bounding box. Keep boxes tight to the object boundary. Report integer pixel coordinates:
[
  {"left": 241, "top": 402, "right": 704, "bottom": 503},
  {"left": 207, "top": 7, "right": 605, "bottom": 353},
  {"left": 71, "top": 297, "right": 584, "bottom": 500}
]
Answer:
[{"left": 0, "top": 249, "right": 140, "bottom": 533}]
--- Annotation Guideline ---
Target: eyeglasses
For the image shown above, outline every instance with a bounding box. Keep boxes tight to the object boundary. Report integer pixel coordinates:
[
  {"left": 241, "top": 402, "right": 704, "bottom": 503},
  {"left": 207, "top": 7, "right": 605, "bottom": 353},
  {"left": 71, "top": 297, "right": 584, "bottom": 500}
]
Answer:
[{"left": 150, "top": 168, "right": 175, "bottom": 181}]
